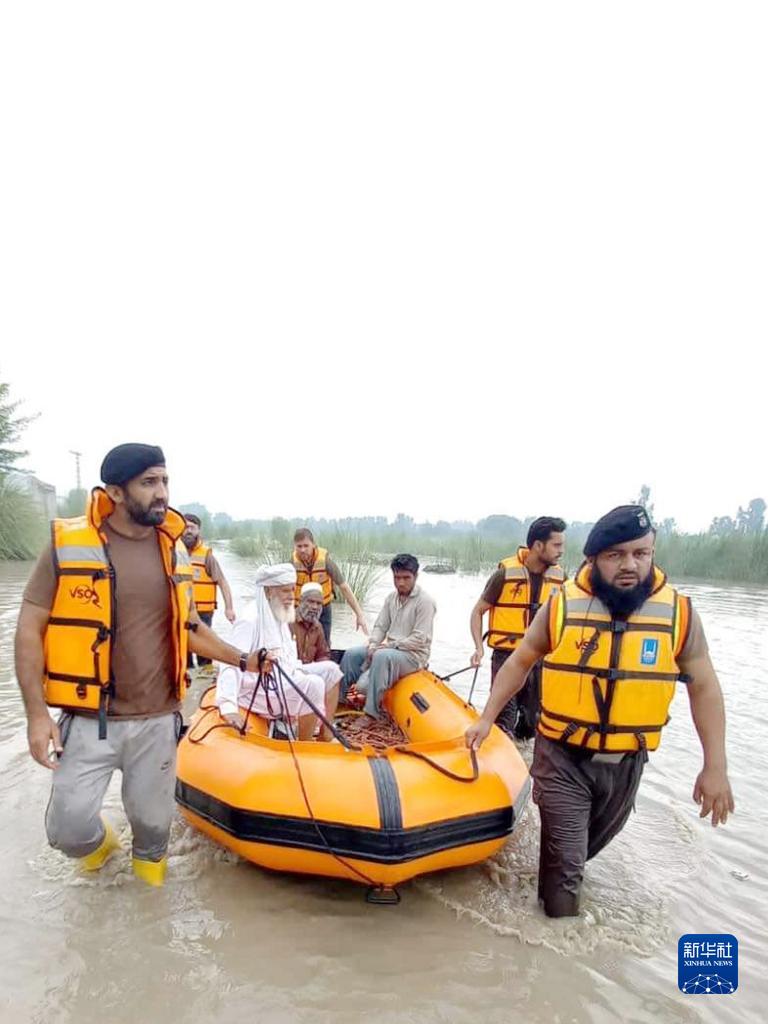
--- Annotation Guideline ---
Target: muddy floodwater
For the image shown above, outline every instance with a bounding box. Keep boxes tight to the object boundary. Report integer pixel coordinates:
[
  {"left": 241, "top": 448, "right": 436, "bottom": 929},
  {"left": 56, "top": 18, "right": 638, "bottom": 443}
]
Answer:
[{"left": 1, "top": 551, "right": 764, "bottom": 1023}]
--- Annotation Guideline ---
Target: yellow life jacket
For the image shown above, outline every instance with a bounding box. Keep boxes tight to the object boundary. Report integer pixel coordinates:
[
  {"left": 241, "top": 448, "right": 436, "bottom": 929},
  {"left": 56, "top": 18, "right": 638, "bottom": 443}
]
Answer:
[
  {"left": 43, "top": 488, "right": 194, "bottom": 735},
  {"left": 487, "top": 547, "right": 565, "bottom": 650},
  {"left": 292, "top": 546, "right": 334, "bottom": 606},
  {"left": 190, "top": 543, "right": 217, "bottom": 612},
  {"left": 538, "top": 564, "right": 692, "bottom": 753}
]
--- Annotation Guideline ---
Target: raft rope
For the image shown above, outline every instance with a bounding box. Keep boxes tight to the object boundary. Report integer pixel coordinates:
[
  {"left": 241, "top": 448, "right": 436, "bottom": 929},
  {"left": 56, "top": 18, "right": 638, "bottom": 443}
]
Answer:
[
  {"left": 437, "top": 664, "right": 481, "bottom": 707},
  {"left": 270, "top": 665, "right": 382, "bottom": 888},
  {"left": 393, "top": 745, "right": 479, "bottom": 783},
  {"left": 185, "top": 665, "right": 480, "bottom": 891},
  {"left": 273, "top": 662, "right": 356, "bottom": 749}
]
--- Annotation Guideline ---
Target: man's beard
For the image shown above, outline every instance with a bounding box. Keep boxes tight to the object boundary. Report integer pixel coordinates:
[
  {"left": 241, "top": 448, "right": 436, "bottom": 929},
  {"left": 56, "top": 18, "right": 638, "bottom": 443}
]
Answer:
[
  {"left": 298, "top": 603, "right": 322, "bottom": 625},
  {"left": 591, "top": 563, "right": 655, "bottom": 618},
  {"left": 269, "top": 598, "right": 296, "bottom": 625},
  {"left": 125, "top": 494, "right": 166, "bottom": 527},
  {"left": 182, "top": 533, "right": 196, "bottom": 550}
]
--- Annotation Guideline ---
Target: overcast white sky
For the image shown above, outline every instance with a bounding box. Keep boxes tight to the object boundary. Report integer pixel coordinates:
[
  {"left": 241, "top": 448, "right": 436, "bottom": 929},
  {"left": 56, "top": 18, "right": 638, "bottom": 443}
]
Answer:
[{"left": 1, "top": 2, "right": 765, "bottom": 532}]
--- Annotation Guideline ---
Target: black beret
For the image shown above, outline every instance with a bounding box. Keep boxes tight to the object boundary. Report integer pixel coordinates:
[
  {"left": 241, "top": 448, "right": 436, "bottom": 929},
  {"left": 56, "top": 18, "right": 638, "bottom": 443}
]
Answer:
[
  {"left": 100, "top": 444, "right": 166, "bottom": 486},
  {"left": 584, "top": 505, "right": 654, "bottom": 557}
]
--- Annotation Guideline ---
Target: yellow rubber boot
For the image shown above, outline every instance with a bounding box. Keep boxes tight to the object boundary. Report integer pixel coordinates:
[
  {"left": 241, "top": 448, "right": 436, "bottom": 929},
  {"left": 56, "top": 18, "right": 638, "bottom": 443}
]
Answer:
[
  {"left": 79, "top": 822, "right": 120, "bottom": 872},
  {"left": 132, "top": 856, "right": 167, "bottom": 887}
]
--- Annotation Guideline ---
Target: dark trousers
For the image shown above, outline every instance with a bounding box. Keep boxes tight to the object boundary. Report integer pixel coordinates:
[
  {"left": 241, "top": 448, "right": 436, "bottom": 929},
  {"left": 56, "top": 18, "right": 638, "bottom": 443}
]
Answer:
[
  {"left": 319, "top": 603, "right": 332, "bottom": 646},
  {"left": 188, "top": 610, "right": 213, "bottom": 667},
  {"left": 532, "top": 735, "right": 646, "bottom": 917},
  {"left": 490, "top": 649, "right": 540, "bottom": 739}
]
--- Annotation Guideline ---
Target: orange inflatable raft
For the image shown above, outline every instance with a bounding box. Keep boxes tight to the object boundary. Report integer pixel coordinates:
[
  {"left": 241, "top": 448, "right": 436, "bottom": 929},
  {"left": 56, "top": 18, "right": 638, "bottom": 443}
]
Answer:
[{"left": 176, "top": 670, "right": 530, "bottom": 892}]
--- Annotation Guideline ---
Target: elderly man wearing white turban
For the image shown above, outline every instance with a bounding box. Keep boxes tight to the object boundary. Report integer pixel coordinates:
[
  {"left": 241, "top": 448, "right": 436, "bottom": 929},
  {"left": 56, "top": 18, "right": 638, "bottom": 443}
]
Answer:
[{"left": 215, "top": 564, "right": 342, "bottom": 740}]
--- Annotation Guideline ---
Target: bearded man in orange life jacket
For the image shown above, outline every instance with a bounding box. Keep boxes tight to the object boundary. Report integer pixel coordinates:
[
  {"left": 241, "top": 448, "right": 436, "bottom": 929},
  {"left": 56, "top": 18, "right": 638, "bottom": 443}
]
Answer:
[
  {"left": 14, "top": 443, "right": 273, "bottom": 888},
  {"left": 466, "top": 505, "right": 734, "bottom": 918},
  {"left": 469, "top": 517, "right": 566, "bottom": 739}
]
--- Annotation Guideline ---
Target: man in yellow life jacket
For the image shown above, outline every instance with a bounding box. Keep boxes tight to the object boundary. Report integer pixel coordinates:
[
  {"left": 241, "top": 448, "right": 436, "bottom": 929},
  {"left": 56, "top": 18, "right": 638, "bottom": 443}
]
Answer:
[
  {"left": 182, "top": 513, "right": 236, "bottom": 674},
  {"left": 469, "top": 517, "right": 566, "bottom": 739},
  {"left": 14, "top": 443, "right": 276, "bottom": 887},
  {"left": 466, "top": 505, "right": 734, "bottom": 918},
  {"left": 292, "top": 527, "right": 369, "bottom": 645}
]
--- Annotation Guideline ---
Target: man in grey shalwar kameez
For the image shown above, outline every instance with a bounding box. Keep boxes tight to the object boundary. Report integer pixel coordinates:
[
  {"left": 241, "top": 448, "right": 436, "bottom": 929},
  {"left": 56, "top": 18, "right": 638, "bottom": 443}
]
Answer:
[{"left": 340, "top": 554, "right": 436, "bottom": 718}]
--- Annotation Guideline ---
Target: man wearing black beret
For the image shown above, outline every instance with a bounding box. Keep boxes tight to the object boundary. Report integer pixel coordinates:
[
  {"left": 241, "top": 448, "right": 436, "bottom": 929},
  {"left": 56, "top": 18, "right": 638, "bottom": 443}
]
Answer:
[
  {"left": 15, "top": 443, "right": 269, "bottom": 887},
  {"left": 466, "top": 505, "right": 734, "bottom": 917}
]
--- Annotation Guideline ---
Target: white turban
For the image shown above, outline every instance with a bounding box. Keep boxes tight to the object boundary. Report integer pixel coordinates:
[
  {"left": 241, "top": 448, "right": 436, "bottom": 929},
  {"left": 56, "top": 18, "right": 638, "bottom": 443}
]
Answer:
[
  {"left": 253, "top": 563, "right": 297, "bottom": 588},
  {"left": 244, "top": 562, "right": 299, "bottom": 670},
  {"left": 300, "top": 581, "right": 323, "bottom": 597}
]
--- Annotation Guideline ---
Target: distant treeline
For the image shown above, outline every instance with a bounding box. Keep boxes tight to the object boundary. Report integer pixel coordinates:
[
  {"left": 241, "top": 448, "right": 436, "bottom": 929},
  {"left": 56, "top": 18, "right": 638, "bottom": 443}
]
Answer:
[
  {"left": 176, "top": 498, "right": 768, "bottom": 585},
  {"left": 3, "top": 471, "right": 767, "bottom": 586}
]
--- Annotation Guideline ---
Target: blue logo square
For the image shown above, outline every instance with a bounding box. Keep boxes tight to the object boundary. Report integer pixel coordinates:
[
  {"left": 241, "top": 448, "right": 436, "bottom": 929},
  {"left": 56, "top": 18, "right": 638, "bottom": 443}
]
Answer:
[
  {"left": 678, "top": 934, "right": 738, "bottom": 994},
  {"left": 640, "top": 638, "right": 659, "bottom": 665}
]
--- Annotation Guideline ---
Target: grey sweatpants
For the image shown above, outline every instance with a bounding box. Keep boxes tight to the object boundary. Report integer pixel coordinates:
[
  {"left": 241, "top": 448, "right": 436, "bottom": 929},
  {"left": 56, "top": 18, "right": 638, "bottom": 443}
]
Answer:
[
  {"left": 532, "top": 735, "right": 646, "bottom": 917},
  {"left": 340, "top": 646, "right": 419, "bottom": 717},
  {"left": 45, "top": 712, "right": 180, "bottom": 863}
]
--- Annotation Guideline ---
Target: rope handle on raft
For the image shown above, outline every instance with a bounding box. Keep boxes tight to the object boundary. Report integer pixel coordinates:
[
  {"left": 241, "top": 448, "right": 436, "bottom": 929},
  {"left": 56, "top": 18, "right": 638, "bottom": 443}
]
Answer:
[
  {"left": 437, "top": 664, "right": 481, "bottom": 707},
  {"left": 392, "top": 745, "right": 479, "bottom": 783}
]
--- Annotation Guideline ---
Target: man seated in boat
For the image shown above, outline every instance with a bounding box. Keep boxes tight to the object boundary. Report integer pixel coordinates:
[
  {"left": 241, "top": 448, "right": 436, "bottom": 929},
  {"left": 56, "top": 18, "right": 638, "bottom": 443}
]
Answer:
[
  {"left": 291, "top": 582, "right": 334, "bottom": 665},
  {"left": 340, "top": 554, "right": 436, "bottom": 718},
  {"left": 216, "top": 564, "right": 342, "bottom": 740}
]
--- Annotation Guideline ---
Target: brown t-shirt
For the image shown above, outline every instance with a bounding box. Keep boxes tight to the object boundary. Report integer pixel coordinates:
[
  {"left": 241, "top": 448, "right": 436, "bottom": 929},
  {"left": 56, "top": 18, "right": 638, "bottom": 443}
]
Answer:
[
  {"left": 23, "top": 521, "right": 179, "bottom": 718},
  {"left": 203, "top": 549, "right": 224, "bottom": 584},
  {"left": 290, "top": 618, "right": 330, "bottom": 664}
]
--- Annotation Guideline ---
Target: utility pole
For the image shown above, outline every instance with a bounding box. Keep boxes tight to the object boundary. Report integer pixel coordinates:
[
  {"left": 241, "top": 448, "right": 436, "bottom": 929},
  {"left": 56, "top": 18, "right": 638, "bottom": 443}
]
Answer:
[{"left": 69, "top": 450, "right": 82, "bottom": 491}]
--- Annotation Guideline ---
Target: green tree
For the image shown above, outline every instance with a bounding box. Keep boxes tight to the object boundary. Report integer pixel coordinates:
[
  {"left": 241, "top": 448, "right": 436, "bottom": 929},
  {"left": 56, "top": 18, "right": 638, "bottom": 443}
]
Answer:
[
  {"left": 0, "top": 376, "right": 45, "bottom": 559},
  {"left": 632, "top": 484, "right": 655, "bottom": 521},
  {"left": 737, "top": 498, "right": 766, "bottom": 535},
  {"left": 0, "top": 377, "right": 33, "bottom": 471},
  {"left": 709, "top": 515, "right": 736, "bottom": 536}
]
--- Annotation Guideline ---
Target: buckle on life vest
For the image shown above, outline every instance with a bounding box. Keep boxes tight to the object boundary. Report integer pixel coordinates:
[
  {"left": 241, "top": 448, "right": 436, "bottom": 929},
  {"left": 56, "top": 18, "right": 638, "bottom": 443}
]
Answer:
[
  {"left": 610, "top": 620, "right": 628, "bottom": 633},
  {"left": 76, "top": 682, "right": 88, "bottom": 700},
  {"left": 91, "top": 625, "right": 111, "bottom": 652},
  {"left": 97, "top": 681, "right": 115, "bottom": 741},
  {"left": 605, "top": 668, "right": 621, "bottom": 681}
]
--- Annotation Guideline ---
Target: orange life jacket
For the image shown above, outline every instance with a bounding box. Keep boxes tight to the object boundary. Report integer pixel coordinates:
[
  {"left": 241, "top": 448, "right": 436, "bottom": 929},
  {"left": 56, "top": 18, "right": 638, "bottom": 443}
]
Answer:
[
  {"left": 190, "top": 543, "right": 217, "bottom": 612},
  {"left": 292, "top": 546, "right": 334, "bottom": 606},
  {"left": 43, "top": 488, "right": 194, "bottom": 735},
  {"left": 487, "top": 547, "right": 565, "bottom": 650},
  {"left": 539, "top": 564, "right": 691, "bottom": 753}
]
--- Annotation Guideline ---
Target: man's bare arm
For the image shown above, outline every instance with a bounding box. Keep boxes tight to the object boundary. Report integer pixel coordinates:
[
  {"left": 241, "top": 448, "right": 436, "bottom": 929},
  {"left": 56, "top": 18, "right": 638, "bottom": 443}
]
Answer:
[
  {"left": 15, "top": 602, "right": 62, "bottom": 768},
  {"left": 684, "top": 651, "right": 734, "bottom": 826},
  {"left": 470, "top": 598, "right": 492, "bottom": 666}
]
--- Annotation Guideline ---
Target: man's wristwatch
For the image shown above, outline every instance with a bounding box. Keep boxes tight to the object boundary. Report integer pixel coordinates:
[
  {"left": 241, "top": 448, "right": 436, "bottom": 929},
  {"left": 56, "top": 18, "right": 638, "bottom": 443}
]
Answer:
[{"left": 239, "top": 652, "right": 248, "bottom": 673}]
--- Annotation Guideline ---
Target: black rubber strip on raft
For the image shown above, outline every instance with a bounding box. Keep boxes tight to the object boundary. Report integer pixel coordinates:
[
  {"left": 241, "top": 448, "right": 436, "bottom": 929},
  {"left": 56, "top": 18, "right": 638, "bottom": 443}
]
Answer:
[
  {"left": 175, "top": 775, "right": 532, "bottom": 864},
  {"left": 368, "top": 757, "right": 403, "bottom": 831}
]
